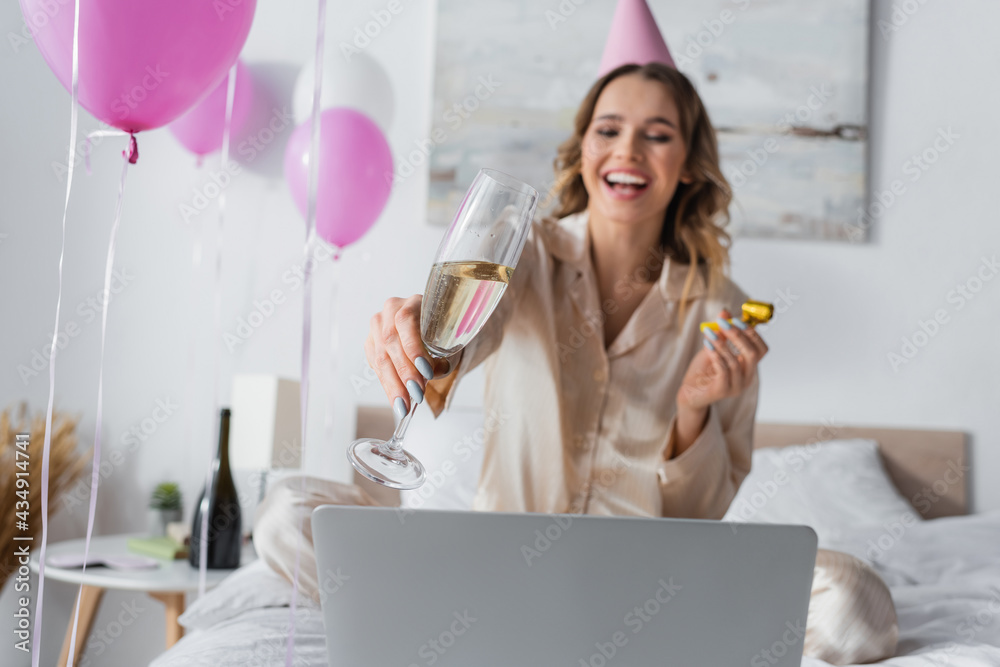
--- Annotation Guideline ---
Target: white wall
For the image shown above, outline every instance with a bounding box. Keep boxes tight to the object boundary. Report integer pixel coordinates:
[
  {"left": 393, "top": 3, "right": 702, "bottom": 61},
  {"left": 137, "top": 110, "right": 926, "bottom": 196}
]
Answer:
[{"left": 1, "top": 1, "right": 997, "bottom": 665}]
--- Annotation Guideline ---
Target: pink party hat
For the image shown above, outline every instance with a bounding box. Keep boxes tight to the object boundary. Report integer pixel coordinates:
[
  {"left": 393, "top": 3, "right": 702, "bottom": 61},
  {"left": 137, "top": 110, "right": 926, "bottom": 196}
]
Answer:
[{"left": 598, "top": 0, "right": 675, "bottom": 77}]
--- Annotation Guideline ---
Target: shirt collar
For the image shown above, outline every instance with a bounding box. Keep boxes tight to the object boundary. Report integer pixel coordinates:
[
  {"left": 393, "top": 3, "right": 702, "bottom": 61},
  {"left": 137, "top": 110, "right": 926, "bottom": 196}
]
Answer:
[{"left": 542, "top": 210, "right": 707, "bottom": 304}]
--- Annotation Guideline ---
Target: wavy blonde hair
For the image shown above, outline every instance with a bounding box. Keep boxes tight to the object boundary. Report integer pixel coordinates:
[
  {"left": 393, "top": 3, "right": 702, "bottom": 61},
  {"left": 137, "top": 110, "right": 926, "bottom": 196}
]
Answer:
[{"left": 550, "top": 63, "right": 733, "bottom": 319}]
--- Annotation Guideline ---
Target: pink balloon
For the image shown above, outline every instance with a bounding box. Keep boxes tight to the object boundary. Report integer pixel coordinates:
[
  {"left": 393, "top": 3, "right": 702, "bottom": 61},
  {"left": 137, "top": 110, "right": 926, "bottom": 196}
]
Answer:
[
  {"left": 284, "top": 109, "right": 393, "bottom": 248},
  {"left": 168, "top": 60, "right": 254, "bottom": 156},
  {"left": 19, "top": 0, "right": 256, "bottom": 132}
]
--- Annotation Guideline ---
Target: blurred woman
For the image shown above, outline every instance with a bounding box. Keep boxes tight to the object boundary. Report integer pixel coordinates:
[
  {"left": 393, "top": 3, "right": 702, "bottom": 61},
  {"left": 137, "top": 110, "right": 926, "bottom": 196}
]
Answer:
[{"left": 257, "top": 63, "right": 898, "bottom": 665}]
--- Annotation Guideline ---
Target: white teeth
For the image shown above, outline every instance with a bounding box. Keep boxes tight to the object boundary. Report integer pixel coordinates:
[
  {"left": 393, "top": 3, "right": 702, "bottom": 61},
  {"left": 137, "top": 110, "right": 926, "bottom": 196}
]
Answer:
[{"left": 605, "top": 171, "right": 647, "bottom": 186}]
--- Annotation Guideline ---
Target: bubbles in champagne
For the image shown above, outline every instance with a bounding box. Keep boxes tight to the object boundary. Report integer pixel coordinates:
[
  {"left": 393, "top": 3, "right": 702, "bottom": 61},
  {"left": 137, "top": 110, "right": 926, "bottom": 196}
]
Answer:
[{"left": 421, "top": 261, "right": 513, "bottom": 357}]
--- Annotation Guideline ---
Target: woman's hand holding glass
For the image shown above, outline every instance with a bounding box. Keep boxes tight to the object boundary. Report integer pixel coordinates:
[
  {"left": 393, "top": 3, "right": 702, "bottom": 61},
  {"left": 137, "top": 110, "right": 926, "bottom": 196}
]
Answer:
[
  {"left": 348, "top": 168, "right": 538, "bottom": 489},
  {"left": 364, "top": 295, "right": 451, "bottom": 420}
]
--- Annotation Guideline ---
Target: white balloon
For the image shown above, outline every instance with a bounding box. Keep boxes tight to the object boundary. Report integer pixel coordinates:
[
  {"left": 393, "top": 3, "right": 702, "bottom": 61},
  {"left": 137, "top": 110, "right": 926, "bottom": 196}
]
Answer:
[{"left": 292, "top": 51, "right": 395, "bottom": 131}]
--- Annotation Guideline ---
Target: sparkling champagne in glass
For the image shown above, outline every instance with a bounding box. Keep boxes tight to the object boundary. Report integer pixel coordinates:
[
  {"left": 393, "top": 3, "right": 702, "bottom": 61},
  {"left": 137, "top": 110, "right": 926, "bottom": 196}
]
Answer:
[{"left": 347, "top": 169, "right": 538, "bottom": 489}]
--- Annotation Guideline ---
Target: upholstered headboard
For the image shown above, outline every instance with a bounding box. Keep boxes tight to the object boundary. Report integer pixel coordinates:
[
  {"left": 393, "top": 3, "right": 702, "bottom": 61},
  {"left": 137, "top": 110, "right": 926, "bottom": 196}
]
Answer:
[
  {"left": 353, "top": 405, "right": 968, "bottom": 519},
  {"left": 753, "top": 423, "right": 967, "bottom": 519}
]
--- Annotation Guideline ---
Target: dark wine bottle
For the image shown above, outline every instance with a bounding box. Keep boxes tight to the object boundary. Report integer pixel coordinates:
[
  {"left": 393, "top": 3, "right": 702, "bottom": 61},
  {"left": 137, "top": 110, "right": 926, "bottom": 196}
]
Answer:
[{"left": 189, "top": 408, "right": 242, "bottom": 569}]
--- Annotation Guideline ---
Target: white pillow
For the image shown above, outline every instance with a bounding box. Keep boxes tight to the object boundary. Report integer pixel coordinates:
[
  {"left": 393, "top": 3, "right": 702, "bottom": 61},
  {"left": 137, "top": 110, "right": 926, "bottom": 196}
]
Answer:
[
  {"left": 399, "top": 406, "right": 485, "bottom": 511},
  {"left": 722, "top": 438, "right": 921, "bottom": 546},
  {"left": 179, "top": 559, "right": 316, "bottom": 631}
]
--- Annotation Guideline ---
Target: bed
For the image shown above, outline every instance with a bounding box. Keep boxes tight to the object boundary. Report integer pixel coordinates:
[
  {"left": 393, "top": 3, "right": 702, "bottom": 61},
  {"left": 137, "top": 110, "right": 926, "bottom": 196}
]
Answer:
[{"left": 150, "top": 410, "right": 1000, "bottom": 667}]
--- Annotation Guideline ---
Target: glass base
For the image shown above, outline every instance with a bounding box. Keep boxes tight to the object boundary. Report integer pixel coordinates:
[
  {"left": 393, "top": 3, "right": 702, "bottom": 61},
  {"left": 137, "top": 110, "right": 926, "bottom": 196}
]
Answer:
[{"left": 347, "top": 438, "right": 426, "bottom": 490}]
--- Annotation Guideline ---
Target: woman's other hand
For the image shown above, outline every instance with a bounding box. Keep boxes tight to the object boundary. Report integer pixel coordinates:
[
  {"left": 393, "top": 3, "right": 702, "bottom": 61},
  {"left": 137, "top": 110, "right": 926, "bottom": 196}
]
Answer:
[
  {"left": 364, "top": 295, "right": 450, "bottom": 420},
  {"left": 677, "top": 308, "right": 769, "bottom": 412},
  {"left": 670, "top": 308, "right": 769, "bottom": 455}
]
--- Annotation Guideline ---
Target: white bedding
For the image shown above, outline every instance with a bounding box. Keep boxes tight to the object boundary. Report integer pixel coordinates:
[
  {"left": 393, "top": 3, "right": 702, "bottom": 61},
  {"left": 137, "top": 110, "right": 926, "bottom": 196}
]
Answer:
[
  {"left": 150, "top": 509, "right": 1000, "bottom": 667},
  {"left": 150, "top": 605, "right": 328, "bottom": 667}
]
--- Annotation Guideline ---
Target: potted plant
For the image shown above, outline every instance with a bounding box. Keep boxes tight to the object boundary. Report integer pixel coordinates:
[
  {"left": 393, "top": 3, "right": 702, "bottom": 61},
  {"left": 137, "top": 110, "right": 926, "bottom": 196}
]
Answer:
[{"left": 148, "top": 482, "right": 183, "bottom": 537}]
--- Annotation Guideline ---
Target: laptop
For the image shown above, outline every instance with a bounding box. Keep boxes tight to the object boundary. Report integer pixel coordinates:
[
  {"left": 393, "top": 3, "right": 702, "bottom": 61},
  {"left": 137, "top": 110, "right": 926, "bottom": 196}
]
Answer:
[{"left": 311, "top": 506, "right": 816, "bottom": 666}]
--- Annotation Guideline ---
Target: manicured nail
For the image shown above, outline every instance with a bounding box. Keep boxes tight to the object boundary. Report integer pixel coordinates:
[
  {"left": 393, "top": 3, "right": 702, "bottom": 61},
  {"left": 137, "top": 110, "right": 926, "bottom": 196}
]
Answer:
[
  {"left": 406, "top": 379, "right": 424, "bottom": 405},
  {"left": 703, "top": 339, "right": 714, "bottom": 351},
  {"left": 717, "top": 318, "right": 732, "bottom": 331},
  {"left": 732, "top": 318, "right": 748, "bottom": 330},
  {"left": 703, "top": 327, "right": 718, "bottom": 341},
  {"left": 415, "top": 356, "right": 434, "bottom": 381},
  {"left": 393, "top": 396, "right": 407, "bottom": 421}
]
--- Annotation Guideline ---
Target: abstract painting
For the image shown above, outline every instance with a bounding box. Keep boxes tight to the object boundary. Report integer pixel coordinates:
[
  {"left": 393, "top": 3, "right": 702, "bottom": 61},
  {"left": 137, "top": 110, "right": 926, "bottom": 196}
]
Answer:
[{"left": 427, "top": 0, "right": 869, "bottom": 241}]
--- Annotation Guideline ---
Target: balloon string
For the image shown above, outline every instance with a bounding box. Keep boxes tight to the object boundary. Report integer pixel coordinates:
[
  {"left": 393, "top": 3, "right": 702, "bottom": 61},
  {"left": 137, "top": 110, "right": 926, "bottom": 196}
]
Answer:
[
  {"left": 199, "top": 61, "right": 240, "bottom": 598},
  {"left": 287, "top": 0, "right": 326, "bottom": 664},
  {"left": 32, "top": 0, "right": 80, "bottom": 663},
  {"left": 83, "top": 129, "right": 132, "bottom": 175},
  {"left": 181, "top": 161, "right": 205, "bottom": 582},
  {"left": 65, "top": 137, "right": 132, "bottom": 667}
]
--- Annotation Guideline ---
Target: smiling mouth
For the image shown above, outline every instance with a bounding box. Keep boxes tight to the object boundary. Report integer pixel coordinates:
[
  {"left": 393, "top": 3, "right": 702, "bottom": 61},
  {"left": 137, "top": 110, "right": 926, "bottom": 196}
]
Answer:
[{"left": 603, "top": 171, "right": 649, "bottom": 195}]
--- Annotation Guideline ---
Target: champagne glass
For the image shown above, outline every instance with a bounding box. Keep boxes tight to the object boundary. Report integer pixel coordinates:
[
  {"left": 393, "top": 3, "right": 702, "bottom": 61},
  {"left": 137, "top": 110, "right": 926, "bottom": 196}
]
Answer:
[{"left": 347, "top": 168, "right": 538, "bottom": 489}]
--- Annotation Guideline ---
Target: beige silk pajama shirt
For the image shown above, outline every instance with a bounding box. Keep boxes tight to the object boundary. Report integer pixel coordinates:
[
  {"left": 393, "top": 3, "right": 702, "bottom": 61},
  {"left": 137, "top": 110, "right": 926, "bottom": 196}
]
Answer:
[{"left": 425, "top": 210, "right": 758, "bottom": 521}]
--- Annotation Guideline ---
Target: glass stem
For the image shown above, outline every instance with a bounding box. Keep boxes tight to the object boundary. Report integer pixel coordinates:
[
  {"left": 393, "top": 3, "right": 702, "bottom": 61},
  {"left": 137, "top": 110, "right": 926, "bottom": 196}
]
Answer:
[{"left": 380, "top": 397, "right": 420, "bottom": 459}]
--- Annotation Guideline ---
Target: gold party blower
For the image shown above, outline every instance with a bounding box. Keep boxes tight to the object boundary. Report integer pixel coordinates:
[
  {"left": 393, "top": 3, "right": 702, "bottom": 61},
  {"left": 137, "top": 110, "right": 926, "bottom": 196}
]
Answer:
[{"left": 700, "top": 300, "right": 774, "bottom": 334}]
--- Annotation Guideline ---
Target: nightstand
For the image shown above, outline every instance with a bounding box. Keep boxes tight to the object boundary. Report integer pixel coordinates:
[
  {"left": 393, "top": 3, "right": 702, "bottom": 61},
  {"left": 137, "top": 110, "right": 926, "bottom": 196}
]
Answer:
[{"left": 30, "top": 533, "right": 254, "bottom": 667}]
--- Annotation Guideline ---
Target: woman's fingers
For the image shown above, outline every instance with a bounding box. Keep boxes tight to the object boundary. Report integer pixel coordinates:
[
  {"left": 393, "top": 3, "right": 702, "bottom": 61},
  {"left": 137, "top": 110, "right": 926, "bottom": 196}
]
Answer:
[
  {"left": 366, "top": 295, "right": 428, "bottom": 417},
  {"left": 379, "top": 296, "right": 429, "bottom": 409},
  {"left": 742, "top": 324, "right": 770, "bottom": 359},
  {"left": 719, "top": 308, "right": 769, "bottom": 386},
  {"left": 702, "top": 338, "right": 730, "bottom": 388},
  {"left": 702, "top": 330, "right": 737, "bottom": 390},
  {"left": 367, "top": 314, "right": 408, "bottom": 415},
  {"left": 716, "top": 319, "right": 760, "bottom": 380},
  {"left": 394, "top": 294, "right": 434, "bottom": 380},
  {"left": 704, "top": 315, "right": 744, "bottom": 390}
]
